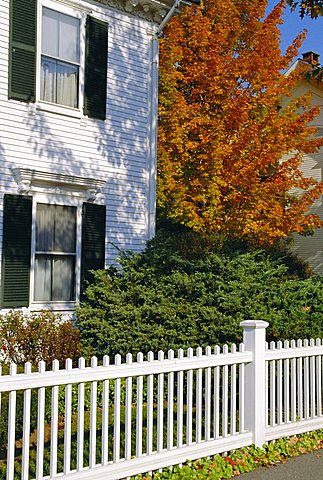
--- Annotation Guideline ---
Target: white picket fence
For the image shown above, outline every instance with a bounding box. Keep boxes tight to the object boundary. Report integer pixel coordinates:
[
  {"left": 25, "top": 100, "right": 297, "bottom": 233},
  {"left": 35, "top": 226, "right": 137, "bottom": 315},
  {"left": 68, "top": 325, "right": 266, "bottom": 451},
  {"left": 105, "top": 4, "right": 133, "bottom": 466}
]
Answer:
[{"left": 1, "top": 320, "right": 323, "bottom": 479}]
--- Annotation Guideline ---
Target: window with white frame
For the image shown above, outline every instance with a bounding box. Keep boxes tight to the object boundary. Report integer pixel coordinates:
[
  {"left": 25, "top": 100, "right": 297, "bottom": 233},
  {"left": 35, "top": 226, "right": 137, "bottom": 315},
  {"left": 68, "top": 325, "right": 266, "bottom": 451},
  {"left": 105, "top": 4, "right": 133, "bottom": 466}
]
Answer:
[
  {"left": 41, "top": 8, "right": 80, "bottom": 108},
  {"left": 9, "top": 0, "right": 108, "bottom": 120},
  {"left": 34, "top": 203, "right": 77, "bottom": 302},
  {"left": 1, "top": 191, "right": 107, "bottom": 309}
]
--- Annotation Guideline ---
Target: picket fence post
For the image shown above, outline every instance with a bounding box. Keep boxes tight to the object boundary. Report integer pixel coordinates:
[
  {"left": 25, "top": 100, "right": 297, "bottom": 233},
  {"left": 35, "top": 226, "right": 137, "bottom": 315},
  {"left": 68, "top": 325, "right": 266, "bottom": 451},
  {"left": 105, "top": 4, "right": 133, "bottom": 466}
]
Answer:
[{"left": 240, "top": 320, "right": 268, "bottom": 447}]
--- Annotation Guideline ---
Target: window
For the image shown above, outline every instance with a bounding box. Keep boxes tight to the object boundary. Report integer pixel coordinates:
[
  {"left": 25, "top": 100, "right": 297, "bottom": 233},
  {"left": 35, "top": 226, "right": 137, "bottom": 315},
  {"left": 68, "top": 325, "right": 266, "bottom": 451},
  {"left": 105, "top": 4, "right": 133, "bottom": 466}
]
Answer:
[
  {"left": 9, "top": 0, "right": 108, "bottom": 120},
  {"left": 1, "top": 194, "right": 106, "bottom": 309},
  {"left": 41, "top": 8, "right": 80, "bottom": 108},
  {"left": 34, "top": 204, "right": 77, "bottom": 301}
]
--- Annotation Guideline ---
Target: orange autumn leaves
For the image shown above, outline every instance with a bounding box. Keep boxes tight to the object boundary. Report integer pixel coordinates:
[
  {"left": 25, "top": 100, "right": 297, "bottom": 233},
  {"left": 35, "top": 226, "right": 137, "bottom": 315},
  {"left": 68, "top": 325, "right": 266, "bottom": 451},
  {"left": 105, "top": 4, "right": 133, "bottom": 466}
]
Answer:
[
  {"left": 157, "top": 0, "right": 323, "bottom": 245},
  {"left": 287, "top": 0, "right": 323, "bottom": 18}
]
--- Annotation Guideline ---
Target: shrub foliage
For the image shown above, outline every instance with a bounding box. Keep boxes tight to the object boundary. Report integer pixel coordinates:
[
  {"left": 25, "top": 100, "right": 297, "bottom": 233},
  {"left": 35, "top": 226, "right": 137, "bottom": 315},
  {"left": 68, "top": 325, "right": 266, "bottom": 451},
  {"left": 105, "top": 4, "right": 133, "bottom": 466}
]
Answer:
[
  {"left": 76, "top": 229, "right": 323, "bottom": 358},
  {"left": 0, "top": 310, "right": 81, "bottom": 366},
  {"left": 0, "top": 311, "right": 82, "bottom": 451}
]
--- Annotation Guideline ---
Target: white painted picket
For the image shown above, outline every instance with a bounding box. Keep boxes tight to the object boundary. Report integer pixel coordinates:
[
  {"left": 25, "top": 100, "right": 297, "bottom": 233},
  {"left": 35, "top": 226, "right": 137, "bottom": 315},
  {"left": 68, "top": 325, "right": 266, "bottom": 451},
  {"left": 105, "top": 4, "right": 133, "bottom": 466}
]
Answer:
[
  {"left": 265, "top": 336, "right": 323, "bottom": 441},
  {"left": 1, "top": 320, "right": 323, "bottom": 479},
  {"left": 0, "top": 337, "right": 252, "bottom": 480}
]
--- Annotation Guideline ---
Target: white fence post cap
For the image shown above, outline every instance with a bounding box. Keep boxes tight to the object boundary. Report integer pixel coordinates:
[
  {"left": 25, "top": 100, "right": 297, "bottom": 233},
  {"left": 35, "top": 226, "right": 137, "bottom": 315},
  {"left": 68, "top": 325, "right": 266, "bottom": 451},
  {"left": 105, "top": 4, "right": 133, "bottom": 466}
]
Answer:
[{"left": 240, "top": 320, "right": 269, "bottom": 329}]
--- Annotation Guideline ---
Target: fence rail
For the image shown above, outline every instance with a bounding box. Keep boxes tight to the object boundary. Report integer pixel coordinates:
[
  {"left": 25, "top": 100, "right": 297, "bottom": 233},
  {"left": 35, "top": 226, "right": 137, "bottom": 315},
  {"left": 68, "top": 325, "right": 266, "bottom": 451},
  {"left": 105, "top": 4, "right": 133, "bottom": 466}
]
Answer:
[
  {"left": 0, "top": 349, "right": 252, "bottom": 392},
  {"left": 265, "top": 337, "right": 323, "bottom": 442},
  {"left": 1, "top": 320, "right": 323, "bottom": 479}
]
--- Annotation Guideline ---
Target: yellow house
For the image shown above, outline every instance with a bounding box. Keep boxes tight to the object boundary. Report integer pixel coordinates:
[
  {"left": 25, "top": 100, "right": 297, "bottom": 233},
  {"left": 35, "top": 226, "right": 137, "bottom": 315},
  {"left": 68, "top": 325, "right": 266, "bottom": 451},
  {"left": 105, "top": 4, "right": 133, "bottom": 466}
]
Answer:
[{"left": 285, "top": 52, "right": 323, "bottom": 274}]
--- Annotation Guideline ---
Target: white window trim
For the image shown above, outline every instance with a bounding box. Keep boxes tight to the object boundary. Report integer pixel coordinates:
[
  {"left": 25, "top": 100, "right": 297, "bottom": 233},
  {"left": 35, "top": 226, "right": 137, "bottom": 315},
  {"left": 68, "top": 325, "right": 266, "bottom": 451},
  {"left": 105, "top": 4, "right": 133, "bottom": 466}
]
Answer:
[
  {"left": 11, "top": 167, "right": 106, "bottom": 200},
  {"left": 29, "top": 193, "right": 83, "bottom": 309},
  {"left": 36, "top": 0, "right": 87, "bottom": 116}
]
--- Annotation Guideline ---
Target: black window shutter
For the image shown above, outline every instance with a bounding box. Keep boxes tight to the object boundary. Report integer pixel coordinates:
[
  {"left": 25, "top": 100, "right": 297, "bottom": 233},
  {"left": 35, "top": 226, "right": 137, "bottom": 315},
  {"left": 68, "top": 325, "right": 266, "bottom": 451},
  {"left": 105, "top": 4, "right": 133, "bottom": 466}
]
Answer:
[
  {"left": 84, "top": 16, "right": 108, "bottom": 120},
  {"left": 9, "top": 0, "right": 37, "bottom": 102},
  {"left": 1, "top": 194, "right": 32, "bottom": 308},
  {"left": 81, "top": 203, "right": 106, "bottom": 298}
]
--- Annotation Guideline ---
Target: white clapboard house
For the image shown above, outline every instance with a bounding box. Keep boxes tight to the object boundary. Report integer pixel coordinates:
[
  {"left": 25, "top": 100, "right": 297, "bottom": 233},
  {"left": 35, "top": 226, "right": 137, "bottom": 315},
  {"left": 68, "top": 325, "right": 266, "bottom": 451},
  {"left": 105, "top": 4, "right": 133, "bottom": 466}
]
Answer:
[
  {"left": 285, "top": 52, "right": 323, "bottom": 274},
  {"left": 0, "top": 0, "right": 197, "bottom": 313}
]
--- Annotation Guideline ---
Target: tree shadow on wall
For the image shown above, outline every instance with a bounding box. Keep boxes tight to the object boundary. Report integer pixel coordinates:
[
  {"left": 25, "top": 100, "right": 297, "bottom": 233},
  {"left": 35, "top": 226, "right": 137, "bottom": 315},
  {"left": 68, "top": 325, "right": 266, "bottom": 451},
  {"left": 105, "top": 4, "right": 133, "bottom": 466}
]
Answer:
[
  {"left": 24, "top": 105, "right": 103, "bottom": 181},
  {"left": 94, "top": 28, "right": 154, "bottom": 257}
]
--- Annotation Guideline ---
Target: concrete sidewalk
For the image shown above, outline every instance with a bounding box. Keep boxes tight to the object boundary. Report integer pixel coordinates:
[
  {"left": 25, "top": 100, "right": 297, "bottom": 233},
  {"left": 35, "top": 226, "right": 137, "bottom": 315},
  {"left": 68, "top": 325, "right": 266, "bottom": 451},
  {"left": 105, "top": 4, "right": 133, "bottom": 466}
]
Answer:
[{"left": 237, "top": 449, "right": 323, "bottom": 479}]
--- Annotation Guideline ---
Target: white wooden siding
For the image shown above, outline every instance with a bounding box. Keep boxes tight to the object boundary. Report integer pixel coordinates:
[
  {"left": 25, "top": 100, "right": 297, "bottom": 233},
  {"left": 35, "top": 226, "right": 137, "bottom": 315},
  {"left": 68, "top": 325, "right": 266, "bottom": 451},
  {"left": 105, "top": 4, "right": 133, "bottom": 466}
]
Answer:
[{"left": 0, "top": 0, "right": 157, "bottom": 304}]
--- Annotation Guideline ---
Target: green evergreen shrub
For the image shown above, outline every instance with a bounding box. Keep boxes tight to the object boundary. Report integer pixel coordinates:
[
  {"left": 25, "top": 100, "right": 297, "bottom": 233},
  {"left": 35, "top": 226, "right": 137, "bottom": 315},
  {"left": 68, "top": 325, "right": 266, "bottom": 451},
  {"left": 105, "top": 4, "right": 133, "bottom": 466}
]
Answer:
[{"left": 75, "top": 228, "right": 323, "bottom": 358}]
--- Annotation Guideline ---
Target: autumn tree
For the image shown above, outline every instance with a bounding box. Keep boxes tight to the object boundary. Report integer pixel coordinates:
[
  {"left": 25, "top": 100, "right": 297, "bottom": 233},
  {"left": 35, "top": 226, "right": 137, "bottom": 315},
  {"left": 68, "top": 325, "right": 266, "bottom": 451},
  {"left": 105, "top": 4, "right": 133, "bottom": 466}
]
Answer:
[
  {"left": 287, "top": 0, "right": 323, "bottom": 18},
  {"left": 157, "top": 0, "right": 323, "bottom": 245},
  {"left": 287, "top": 1, "right": 323, "bottom": 80}
]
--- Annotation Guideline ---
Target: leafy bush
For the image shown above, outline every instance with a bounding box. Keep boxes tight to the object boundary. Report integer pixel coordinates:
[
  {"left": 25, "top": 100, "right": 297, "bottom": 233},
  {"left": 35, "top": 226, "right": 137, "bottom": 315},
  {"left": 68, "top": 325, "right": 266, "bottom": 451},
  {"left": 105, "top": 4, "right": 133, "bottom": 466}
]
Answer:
[
  {"left": 0, "top": 310, "right": 81, "bottom": 366},
  {"left": 134, "top": 430, "right": 323, "bottom": 479},
  {"left": 0, "top": 311, "right": 82, "bottom": 451},
  {"left": 75, "top": 228, "right": 323, "bottom": 359}
]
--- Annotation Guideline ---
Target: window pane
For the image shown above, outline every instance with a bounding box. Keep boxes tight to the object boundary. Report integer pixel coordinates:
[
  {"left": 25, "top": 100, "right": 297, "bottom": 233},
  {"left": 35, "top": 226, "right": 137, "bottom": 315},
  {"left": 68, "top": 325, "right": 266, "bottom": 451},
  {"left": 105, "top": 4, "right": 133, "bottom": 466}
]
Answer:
[
  {"left": 36, "top": 204, "right": 76, "bottom": 253},
  {"left": 34, "top": 254, "right": 52, "bottom": 301},
  {"left": 42, "top": 8, "right": 59, "bottom": 58},
  {"left": 41, "top": 57, "right": 56, "bottom": 104},
  {"left": 52, "top": 256, "right": 75, "bottom": 301},
  {"left": 53, "top": 205, "right": 76, "bottom": 252},
  {"left": 41, "top": 57, "right": 79, "bottom": 107},
  {"left": 59, "top": 14, "right": 80, "bottom": 63},
  {"left": 42, "top": 8, "right": 79, "bottom": 63},
  {"left": 36, "top": 203, "right": 55, "bottom": 251},
  {"left": 34, "top": 255, "right": 75, "bottom": 301}
]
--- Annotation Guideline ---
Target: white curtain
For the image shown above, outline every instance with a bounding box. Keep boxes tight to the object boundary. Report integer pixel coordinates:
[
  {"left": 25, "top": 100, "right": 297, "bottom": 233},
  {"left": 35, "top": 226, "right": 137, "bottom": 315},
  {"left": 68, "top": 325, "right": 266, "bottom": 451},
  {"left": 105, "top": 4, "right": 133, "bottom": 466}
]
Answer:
[
  {"left": 41, "top": 59, "right": 56, "bottom": 105},
  {"left": 41, "top": 59, "right": 78, "bottom": 108},
  {"left": 56, "top": 63, "right": 78, "bottom": 108},
  {"left": 34, "top": 255, "right": 52, "bottom": 301}
]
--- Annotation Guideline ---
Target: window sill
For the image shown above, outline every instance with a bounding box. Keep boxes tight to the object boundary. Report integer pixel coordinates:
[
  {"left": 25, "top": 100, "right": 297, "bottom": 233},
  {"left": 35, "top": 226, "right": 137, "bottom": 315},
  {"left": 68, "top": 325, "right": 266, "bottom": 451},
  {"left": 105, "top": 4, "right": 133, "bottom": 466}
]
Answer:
[
  {"left": 35, "top": 101, "right": 86, "bottom": 120},
  {"left": 30, "top": 301, "right": 77, "bottom": 312}
]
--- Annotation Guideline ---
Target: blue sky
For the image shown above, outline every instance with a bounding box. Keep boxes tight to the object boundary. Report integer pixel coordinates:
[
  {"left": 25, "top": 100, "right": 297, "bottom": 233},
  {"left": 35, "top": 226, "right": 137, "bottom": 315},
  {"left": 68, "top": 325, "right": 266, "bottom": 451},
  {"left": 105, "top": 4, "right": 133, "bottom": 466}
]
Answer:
[{"left": 267, "top": 1, "right": 323, "bottom": 60}]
